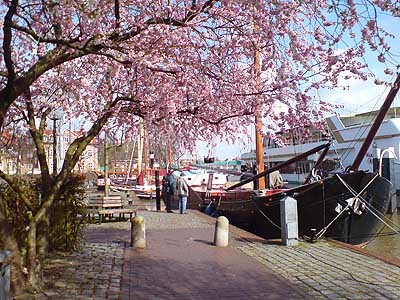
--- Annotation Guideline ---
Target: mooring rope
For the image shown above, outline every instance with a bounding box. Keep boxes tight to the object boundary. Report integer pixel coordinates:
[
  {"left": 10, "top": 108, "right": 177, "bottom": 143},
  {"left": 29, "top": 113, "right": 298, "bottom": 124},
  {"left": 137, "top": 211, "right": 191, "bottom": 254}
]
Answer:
[{"left": 251, "top": 197, "right": 282, "bottom": 230}]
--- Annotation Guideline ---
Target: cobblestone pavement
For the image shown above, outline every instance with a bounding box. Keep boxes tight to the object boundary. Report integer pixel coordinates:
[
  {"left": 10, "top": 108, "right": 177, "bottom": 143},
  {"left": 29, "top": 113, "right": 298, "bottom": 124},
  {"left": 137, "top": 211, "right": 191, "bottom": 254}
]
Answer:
[
  {"left": 86, "top": 210, "right": 213, "bottom": 231},
  {"left": 13, "top": 209, "right": 400, "bottom": 300},
  {"left": 239, "top": 241, "right": 400, "bottom": 300},
  {"left": 14, "top": 243, "right": 124, "bottom": 300}
]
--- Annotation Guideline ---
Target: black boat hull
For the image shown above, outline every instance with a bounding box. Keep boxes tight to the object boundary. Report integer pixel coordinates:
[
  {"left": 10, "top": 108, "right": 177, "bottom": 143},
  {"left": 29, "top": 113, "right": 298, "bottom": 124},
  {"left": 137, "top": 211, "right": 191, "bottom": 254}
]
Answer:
[{"left": 203, "top": 171, "right": 394, "bottom": 245}]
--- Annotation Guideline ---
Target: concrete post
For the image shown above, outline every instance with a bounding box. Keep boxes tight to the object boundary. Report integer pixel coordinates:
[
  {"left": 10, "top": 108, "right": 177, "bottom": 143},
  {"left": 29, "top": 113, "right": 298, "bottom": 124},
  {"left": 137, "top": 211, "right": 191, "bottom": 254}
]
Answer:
[
  {"left": 0, "top": 251, "right": 10, "bottom": 300},
  {"left": 280, "top": 196, "right": 299, "bottom": 246},
  {"left": 214, "top": 216, "right": 229, "bottom": 247},
  {"left": 131, "top": 216, "right": 146, "bottom": 249}
]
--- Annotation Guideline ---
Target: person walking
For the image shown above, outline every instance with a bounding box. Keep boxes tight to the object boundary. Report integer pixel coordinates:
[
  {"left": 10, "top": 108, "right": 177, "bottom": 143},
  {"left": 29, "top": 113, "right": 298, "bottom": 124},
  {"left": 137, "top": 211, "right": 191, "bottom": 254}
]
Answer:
[
  {"left": 176, "top": 172, "right": 189, "bottom": 214},
  {"left": 165, "top": 169, "right": 176, "bottom": 213}
]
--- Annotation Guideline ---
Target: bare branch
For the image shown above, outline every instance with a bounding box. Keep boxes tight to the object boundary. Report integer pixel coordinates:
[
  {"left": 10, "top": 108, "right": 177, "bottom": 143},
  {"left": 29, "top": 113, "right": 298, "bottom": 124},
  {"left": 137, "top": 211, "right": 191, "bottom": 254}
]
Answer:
[
  {"left": 3, "top": 0, "right": 18, "bottom": 81},
  {"left": 115, "top": 0, "right": 120, "bottom": 29},
  {"left": 0, "top": 169, "right": 34, "bottom": 211},
  {"left": 25, "top": 89, "right": 52, "bottom": 184}
]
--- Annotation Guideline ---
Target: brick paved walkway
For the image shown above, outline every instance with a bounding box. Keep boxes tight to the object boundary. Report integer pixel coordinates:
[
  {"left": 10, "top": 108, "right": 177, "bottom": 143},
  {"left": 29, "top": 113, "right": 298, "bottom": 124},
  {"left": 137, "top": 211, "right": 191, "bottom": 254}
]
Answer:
[
  {"left": 85, "top": 210, "right": 307, "bottom": 300},
  {"left": 120, "top": 227, "right": 306, "bottom": 300},
  {"left": 13, "top": 209, "right": 400, "bottom": 300}
]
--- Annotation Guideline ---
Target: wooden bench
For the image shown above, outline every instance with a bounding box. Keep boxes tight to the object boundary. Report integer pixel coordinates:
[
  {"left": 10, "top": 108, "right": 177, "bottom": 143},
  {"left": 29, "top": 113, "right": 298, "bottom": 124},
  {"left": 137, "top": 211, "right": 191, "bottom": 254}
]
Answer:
[
  {"left": 88, "top": 195, "right": 123, "bottom": 209},
  {"left": 98, "top": 208, "right": 136, "bottom": 223},
  {"left": 87, "top": 195, "right": 135, "bottom": 223}
]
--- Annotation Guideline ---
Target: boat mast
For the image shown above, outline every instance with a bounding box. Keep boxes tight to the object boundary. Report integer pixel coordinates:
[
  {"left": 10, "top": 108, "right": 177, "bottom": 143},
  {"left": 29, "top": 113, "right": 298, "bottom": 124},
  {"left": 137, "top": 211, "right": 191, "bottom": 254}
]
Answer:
[
  {"left": 125, "top": 140, "right": 136, "bottom": 183},
  {"left": 168, "top": 141, "right": 172, "bottom": 170},
  {"left": 350, "top": 73, "right": 400, "bottom": 171},
  {"left": 104, "top": 133, "right": 109, "bottom": 197},
  {"left": 137, "top": 120, "right": 144, "bottom": 178},
  {"left": 143, "top": 130, "right": 148, "bottom": 183},
  {"left": 254, "top": 24, "right": 265, "bottom": 189}
]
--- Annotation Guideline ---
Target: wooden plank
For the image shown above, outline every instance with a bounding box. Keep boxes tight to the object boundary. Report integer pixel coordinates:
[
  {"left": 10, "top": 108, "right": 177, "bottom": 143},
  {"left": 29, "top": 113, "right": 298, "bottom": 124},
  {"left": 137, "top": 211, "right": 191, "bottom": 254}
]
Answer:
[
  {"left": 103, "top": 199, "right": 122, "bottom": 203},
  {"left": 98, "top": 208, "right": 135, "bottom": 214},
  {"left": 102, "top": 203, "right": 123, "bottom": 208},
  {"left": 87, "top": 195, "right": 123, "bottom": 211},
  {"left": 88, "top": 201, "right": 103, "bottom": 205},
  {"left": 103, "top": 196, "right": 122, "bottom": 200}
]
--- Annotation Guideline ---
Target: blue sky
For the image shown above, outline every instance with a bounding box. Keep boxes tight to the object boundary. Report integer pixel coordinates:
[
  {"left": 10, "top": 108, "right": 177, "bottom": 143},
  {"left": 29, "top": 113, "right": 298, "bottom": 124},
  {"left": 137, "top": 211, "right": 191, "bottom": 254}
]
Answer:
[
  {"left": 198, "top": 13, "right": 400, "bottom": 161},
  {"left": 200, "top": 77, "right": 400, "bottom": 161}
]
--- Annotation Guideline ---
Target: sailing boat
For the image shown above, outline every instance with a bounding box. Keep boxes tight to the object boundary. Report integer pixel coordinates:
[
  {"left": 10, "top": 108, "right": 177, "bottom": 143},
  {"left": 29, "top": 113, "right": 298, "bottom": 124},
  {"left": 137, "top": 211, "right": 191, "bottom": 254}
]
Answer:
[
  {"left": 109, "top": 123, "right": 159, "bottom": 197},
  {"left": 200, "top": 74, "right": 400, "bottom": 245}
]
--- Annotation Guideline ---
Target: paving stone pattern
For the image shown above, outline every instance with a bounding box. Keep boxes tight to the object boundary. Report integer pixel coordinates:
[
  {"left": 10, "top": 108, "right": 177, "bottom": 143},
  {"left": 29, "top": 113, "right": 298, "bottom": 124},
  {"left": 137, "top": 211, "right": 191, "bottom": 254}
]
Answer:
[
  {"left": 238, "top": 241, "right": 400, "bottom": 300},
  {"left": 86, "top": 210, "right": 214, "bottom": 230},
  {"left": 14, "top": 210, "right": 400, "bottom": 300}
]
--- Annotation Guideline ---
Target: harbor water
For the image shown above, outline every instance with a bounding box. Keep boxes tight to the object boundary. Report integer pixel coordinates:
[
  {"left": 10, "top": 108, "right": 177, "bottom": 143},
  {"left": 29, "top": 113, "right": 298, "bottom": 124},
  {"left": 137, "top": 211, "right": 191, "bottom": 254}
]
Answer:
[{"left": 363, "top": 212, "right": 400, "bottom": 259}]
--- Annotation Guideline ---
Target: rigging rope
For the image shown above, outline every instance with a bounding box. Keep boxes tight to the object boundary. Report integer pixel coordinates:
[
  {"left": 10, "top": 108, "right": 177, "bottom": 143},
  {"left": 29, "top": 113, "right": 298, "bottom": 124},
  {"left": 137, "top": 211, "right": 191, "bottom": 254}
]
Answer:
[
  {"left": 316, "top": 202, "right": 351, "bottom": 239},
  {"left": 316, "top": 173, "right": 379, "bottom": 239},
  {"left": 336, "top": 174, "right": 400, "bottom": 234},
  {"left": 328, "top": 134, "right": 345, "bottom": 172},
  {"left": 335, "top": 79, "right": 393, "bottom": 167}
]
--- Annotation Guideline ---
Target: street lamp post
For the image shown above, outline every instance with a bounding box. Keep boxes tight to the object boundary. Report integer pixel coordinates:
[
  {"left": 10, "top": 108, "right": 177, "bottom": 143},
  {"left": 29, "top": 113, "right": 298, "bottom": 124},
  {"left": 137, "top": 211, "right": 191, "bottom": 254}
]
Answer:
[
  {"left": 50, "top": 116, "right": 58, "bottom": 175},
  {"left": 149, "top": 151, "right": 154, "bottom": 169},
  {"left": 49, "top": 110, "right": 66, "bottom": 248},
  {"left": 49, "top": 110, "right": 63, "bottom": 175}
]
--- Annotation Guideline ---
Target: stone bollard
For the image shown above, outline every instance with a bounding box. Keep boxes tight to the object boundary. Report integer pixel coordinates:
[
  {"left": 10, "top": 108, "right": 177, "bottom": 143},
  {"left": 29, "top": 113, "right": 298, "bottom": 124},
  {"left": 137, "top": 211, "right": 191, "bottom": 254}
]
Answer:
[
  {"left": 214, "top": 216, "right": 229, "bottom": 247},
  {"left": 130, "top": 216, "right": 146, "bottom": 249},
  {"left": 280, "top": 196, "right": 299, "bottom": 246},
  {"left": 0, "top": 251, "right": 10, "bottom": 300}
]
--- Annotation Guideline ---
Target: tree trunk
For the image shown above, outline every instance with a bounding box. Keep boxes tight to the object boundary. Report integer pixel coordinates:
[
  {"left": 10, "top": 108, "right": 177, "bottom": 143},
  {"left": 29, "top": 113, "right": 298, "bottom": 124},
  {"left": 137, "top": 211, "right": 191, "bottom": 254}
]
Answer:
[
  {"left": 0, "top": 220, "right": 25, "bottom": 295},
  {"left": 26, "top": 219, "right": 38, "bottom": 288},
  {"left": 34, "top": 190, "right": 52, "bottom": 282},
  {"left": 36, "top": 215, "right": 49, "bottom": 279},
  {"left": 0, "top": 197, "right": 25, "bottom": 295}
]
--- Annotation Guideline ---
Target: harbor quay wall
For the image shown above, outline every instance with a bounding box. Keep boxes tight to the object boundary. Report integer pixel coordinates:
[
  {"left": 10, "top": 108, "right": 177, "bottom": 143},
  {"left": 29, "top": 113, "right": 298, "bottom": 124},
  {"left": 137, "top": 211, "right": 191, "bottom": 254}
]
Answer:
[{"left": 13, "top": 209, "right": 400, "bottom": 300}]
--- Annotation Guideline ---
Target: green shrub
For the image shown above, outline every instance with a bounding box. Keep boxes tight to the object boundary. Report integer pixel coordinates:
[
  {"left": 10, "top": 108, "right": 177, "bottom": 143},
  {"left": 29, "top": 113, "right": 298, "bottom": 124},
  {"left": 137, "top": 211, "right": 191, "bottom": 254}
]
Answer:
[
  {"left": 0, "top": 174, "right": 87, "bottom": 252},
  {"left": 48, "top": 174, "right": 87, "bottom": 251},
  {"left": 0, "top": 178, "right": 39, "bottom": 248}
]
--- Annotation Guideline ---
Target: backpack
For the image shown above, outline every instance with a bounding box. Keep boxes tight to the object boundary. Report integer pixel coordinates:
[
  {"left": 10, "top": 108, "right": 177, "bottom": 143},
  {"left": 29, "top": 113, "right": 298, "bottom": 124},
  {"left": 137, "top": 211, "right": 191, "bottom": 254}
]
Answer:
[
  {"left": 162, "top": 176, "right": 169, "bottom": 187},
  {"left": 162, "top": 176, "right": 170, "bottom": 193}
]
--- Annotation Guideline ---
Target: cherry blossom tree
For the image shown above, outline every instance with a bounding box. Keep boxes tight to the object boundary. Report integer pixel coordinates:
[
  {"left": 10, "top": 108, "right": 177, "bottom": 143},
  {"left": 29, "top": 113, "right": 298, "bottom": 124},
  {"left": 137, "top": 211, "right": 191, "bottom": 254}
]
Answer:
[{"left": 0, "top": 0, "right": 399, "bottom": 293}]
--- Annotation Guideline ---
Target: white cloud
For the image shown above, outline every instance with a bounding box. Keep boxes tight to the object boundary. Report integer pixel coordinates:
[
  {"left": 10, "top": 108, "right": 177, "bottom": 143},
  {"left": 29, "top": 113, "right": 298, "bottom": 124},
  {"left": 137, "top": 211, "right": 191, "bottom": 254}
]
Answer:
[{"left": 319, "top": 75, "right": 396, "bottom": 115}]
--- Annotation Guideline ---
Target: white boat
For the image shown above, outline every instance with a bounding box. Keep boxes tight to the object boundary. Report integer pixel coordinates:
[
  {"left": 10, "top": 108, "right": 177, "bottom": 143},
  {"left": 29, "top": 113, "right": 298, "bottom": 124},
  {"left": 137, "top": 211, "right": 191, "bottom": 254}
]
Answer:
[
  {"left": 241, "top": 107, "right": 400, "bottom": 191},
  {"left": 182, "top": 169, "right": 254, "bottom": 195},
  {"left": 182, "top": 170, "right": 228, "bottom": 192}
]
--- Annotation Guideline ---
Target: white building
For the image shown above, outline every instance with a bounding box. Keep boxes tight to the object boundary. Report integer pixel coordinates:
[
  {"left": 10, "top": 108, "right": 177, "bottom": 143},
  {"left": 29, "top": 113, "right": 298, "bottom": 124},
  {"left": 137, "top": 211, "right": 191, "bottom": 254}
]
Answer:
[
  {"left": 60, "top": 129, "right": 99, "bottom": 173},
  {"left": 241, "top": 107, "right": 400, "bottom": 190}
]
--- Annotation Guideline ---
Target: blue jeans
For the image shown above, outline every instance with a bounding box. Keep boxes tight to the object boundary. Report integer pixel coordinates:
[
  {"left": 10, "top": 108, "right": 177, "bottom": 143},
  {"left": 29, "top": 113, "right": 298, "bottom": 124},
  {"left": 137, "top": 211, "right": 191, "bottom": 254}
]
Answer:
[{"left": 179, "top": 196, "right": 187, "bottom": 214}]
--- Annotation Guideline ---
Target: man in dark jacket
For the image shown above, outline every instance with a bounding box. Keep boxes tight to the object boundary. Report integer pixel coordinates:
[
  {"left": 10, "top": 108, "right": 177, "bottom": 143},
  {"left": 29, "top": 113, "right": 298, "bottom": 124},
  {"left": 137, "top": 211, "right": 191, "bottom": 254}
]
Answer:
[{"left": 165, "top": 169, "right": 176, "bottom": 213}]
